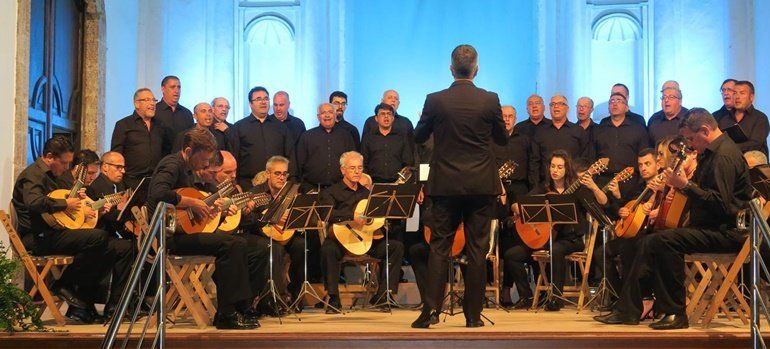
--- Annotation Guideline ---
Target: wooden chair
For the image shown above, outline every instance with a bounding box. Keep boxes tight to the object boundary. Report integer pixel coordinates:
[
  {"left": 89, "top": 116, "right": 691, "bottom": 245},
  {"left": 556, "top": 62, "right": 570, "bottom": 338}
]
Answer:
[
  {"left": 563, "top": 220, "right": 599, "bottom": 312},
  {"left": 0, "top": 208, "right": 72, "bottom": 326},
  {"left": 133, "top": 207, "right": 216, "bottom": 328},
  {"left": 684, "top": 236, "right": 751, "bottom": 328},
  {"left": 331, "top": 254, "right": 380, "bottom": 310}
]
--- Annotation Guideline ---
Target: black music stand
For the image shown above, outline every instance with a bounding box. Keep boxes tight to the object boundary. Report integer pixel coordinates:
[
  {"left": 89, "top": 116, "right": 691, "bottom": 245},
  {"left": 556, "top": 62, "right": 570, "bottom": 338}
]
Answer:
[
  {"left": 750, "top": 165, "right": 770, "bottom": 200},
  {"left": 576, "top": 194, "right": 617, "bottom": 312},
  {"left": 285, "top": 194, "right": 339, "bottom": 317},
  {"left": 518, "top": 194, "right": 578, "bottom": 310},
  {"left": 363, "top": 183, "right": 420, "bottom": 312},
  {"left": 255, "top": 182, "right": 299, "bottom": 323}
]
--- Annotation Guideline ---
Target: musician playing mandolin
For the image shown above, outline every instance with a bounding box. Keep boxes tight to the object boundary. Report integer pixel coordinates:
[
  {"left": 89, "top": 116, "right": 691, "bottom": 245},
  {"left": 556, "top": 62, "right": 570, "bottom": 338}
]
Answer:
[{"left": 319, "top": 151, "right": 405, "bottom": 313}]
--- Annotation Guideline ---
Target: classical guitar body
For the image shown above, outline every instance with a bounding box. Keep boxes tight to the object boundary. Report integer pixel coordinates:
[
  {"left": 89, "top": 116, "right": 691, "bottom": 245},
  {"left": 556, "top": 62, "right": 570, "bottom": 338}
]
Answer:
[
  {"left": 355, "top": 199, "right": 386, "bottom": 234},
  {"left": 261, "top": 224, "right": 295, "bottom": 245},
  {"left": 615, "top": 200, "right": 648, "bottom": 238},
  {"left": 514, "top": 220, "right": 552, "bottom": 249},
  {"left": 42, "top": 189, "right": 85, "bottom": 230},
  {"left": 332, "top": 223, "right": 374, "bottom": 256},
  {"left": 217, "top": 210, "right": 241, "bottom": 233},
  {"left": 80, "top": 197, "right": 98, "bottom": 229},
  {"left": 176, "top": 188, "right": 222, "bottom": 234},
  {"left": 423, "top": 224, "right": 465, "bottom": 257},
  {"left": 657, "top": 190, "right": 689, "bottom": 229}
]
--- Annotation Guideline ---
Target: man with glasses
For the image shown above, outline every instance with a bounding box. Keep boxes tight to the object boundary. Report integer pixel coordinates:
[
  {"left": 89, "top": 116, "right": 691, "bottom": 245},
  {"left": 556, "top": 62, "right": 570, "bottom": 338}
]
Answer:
[
  {"left": 648, "top": 81, "right": 689, "bottom": 144},
  {"left": 576, "top": 97, "right": 597, "bottom": 143},
  {"left": 713, "top": 79, "right": 737, "bottom": 122},
  {"left": 532, "top": 95, "right": 593, "bottom": 181},
  {"left": 296, "top": 103, "right": 356, "bottom": 193},
  {"left": 611, "top": 83, "right": 646, "bottom": 127},
  {"left": 229, "top": 86, "right": 297, "bottom": 191},
  {"left": 111, "top": 88, "right": 171, "bottom": 190},
  {"left": 362, "top": 90, "right": 415, "bottom": 145},
  {"left": 717, "top": 80, "right": 770, "bottom": 155},
  {"left": 514, "top": 94, "right": 552, "bottom": 139},
  {"left": 330, "top": 91, "right": 361, "bottom": 149},
  {"left": 210, "top": 97, "right": 232, "bottom": 151}
]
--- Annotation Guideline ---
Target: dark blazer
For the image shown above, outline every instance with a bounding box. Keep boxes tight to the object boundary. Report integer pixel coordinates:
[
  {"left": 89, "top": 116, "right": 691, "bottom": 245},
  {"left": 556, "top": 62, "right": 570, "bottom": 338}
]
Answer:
[{"left": 414, "top": 80, "right": 507, "bottom": 196}]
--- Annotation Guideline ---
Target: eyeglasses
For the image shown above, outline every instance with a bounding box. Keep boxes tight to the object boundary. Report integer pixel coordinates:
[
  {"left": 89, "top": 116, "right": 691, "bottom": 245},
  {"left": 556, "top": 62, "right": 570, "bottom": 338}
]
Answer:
[
  {"left": 549, "top": 102, "right": 567, "bottom": 107},
  {"left": 720, "top": 87, "right": 735, "bottom": 94},
  {"left": 661, "top": 95, "right": 680, "bottom": 101},
  {"left": 251, "top": 97, "right": 269, "bottom": 102},
  {"left": 271, "top": 171, "right": 289, "bottom": 177},
  {"left": 104, "top": 162, "right": 126, "bottom": 171},
  {"left": 609, "top": 98, "right": 626, "bottom": 105},
  {"left": 345, "top": 166, "right": 364, "bottom": 172},
  {"left": 136, "top": 98, "right": 158, "bottom": 103}
]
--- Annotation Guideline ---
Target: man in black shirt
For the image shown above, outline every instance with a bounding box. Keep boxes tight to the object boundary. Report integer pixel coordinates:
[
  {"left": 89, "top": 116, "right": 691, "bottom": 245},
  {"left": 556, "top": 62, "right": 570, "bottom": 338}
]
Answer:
[
  {"left": 362, "top": 90, "right": 415, "bottom": 142},
  {"left": 229, "top": 86, "right": 297, "bottom": 191},
  {"left": 713, "top": 79, "right": 737, "bottom": 122},
  {"left": 611, "top": 83, "right": 646, "bottom": 127},
  {"left": 111, "top": 88, "right": 171, "bottom": 189},
  {"left": 173, "top": 102, "right": 215, "bottom": 152},
  {"left": 146, "top": 128, "right": 259, "bottom": 330},
  {"left": 532, "top": 95, "right": 592, "bottom": 181},
  {"left": 319, "top": 151, "right": 404, "bottom": 313},
  {"left": 155, "top": 75, "right": 194, "bottom": 142},
  {"left": 12, "top": 136, "right": 132, "bottom": 324},
  {"left": 648, "top": 85, "right": 689, "bottom": 145},
  {"left": 210, "top": 97, "right": 232, "bottom": 151},
  {"left": 576, "top": 97, "right": 597, "bottom": 143},
  {"left": 296, "top": 103, "right": 356, "bottom": 193},
  {"left": 56, "top": 149, "right": 100, "bottom": 189},
  {"left": 271, "top": 91, "right": 307, "bottom": 145},
  {"left": 594, "top": 93, "right": 650, "bottom": 197},
  {"left": 493, "top": 105, "right": 538, "bottom": 195},
  {"left": 514, "top": 94, "right": 551, "bottom": 138},
  {"left": 596, "top": 108, "right": 751, "bottom": 330},
  {"left": 330, "top": 91, "right": 361, "bottom": 149},
  {"left": 717, "top": 80, "right": 769, "bottom": 155}
]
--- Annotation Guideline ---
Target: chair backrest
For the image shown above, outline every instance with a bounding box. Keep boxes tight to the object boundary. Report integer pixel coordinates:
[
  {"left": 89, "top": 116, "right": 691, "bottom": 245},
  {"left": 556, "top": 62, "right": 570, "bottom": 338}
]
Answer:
[{"left": 0, "top": 208, "right": 30, "bottom": 259}]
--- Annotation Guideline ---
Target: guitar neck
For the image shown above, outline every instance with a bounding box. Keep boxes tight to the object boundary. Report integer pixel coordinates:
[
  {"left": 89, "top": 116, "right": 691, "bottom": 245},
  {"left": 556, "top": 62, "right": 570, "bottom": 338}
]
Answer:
[
  {"left": 89, "top": 192, "right": 124, "bottom": 211},
  {"left": 68, "top": 181, "right": 85, "bottom": 198}
]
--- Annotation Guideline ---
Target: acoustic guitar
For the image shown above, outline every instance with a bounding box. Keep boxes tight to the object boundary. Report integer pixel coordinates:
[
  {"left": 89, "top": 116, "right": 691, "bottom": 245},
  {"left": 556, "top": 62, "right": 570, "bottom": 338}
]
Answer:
[
  {"left": 332, "top": 167, "right": 414, "bottom": 255},
  {"left": 176, "top": 179, "right": 236, "bottom": 234},
  {"left": 600, "top": 167, "right": 635, "bottom": 194},
  {"left": 423, "top": 160, "right": 518, "bottom": 257},
  {"left": 653, "top": 146, "right": 696, "bottom": 230},
  {"left": 42, "top": 163, "right": 88, "bottom": 230},
  {"left": 516, "top": 158, "right": 608, "bottom": 249},
  {"left": 615, "top": 144, "right": 689, "bottom": 238},
  {"left": 80, "top": 189, "right": 132, "bottom": 229},
  {"left": 217, "top": 191, "right": 271, "bottom": 233}
]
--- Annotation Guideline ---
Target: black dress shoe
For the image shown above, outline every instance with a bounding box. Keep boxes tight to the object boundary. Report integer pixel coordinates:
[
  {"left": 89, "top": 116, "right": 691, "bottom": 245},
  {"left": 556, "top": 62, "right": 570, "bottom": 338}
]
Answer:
[
  {"left": 466, "top": 319, "right": 485, "bottom": 328},
  {"left": 87, "top": 305, "right": 107, "bottom": 324},
  {"left": 411, "top": 309, "right": 433, "bottom": 329},
  {"left": 213, "top": 312, "right": 258, "bottom": 330},
  {"left": 326, "top": 295, "right": 343, "bottom": 314},
  {"left": 593, "top": 311, "right": 640, "bottom": 325},
  {"left": 512, "top": 297, "right": 533, "bottom": 310},
  {"left": 649, "top": 314, "right": 688, "bottom": 330},
  {"left": 240, "top": 308, "right": 262, "bottom": 328},
  {"left": 430, "top": 310, "right": 440, "bottom": 325},
  {"left": 66, "top": 305, "right": 96, "bottom": 324},
  {"left": 51, "top": 283, "right": 89, "bottom": 309},
  {"left": 544, "top": 299, "right": 563, "bottom": 312},
  {"left": 500, "top": 300, "right": 514, "bottom": 309}
]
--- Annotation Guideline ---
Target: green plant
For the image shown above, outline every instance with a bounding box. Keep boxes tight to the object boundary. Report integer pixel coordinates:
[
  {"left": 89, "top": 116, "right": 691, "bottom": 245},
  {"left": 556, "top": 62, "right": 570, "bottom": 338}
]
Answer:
[{"left": 0, "top": 242, "right": 45, "bottom": 332}]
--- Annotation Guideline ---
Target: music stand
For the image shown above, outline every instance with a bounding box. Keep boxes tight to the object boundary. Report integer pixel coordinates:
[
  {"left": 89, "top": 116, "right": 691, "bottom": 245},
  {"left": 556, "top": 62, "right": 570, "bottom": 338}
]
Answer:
[
  {"left": 285, "top": 194, "right": 339, "bottom": 317},
  {"left": 117, "top": 176, "right": 148, "bottom": 221},
  {"left": 255, "top": 182, "right": 299, "bottom": 323},
  {"left": 573, "top": 193, "right": 618, "bottom": 311},
  {"left": 518, "top": 194, "right": 578, "bottom": 310},
  {"left": 750, "top": 165, "right": 770, "bottom": 200},
  {"left": 363, "top": 183, "right": 419, "bottom": 312}
]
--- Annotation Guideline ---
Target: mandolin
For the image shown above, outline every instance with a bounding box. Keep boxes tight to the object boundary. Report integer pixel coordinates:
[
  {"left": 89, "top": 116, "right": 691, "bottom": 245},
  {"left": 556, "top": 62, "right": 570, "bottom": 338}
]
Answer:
[
  {"left": 42, "top": 163, "right": 88, "bottom": 230},
  {"left": 516, "top": 158, "right": 608, "bottom": 249},
  {"left": 176, "top": 179, "right": 236, "bottom": 234},
  {"left": 80, "top": 189, "right": 132, "bottom": 229},
  {"left": 423, "top": 160, "right": 518, "bottom": 257},
  {"left": 217, "top": 191, "right": 272, "bottom": 233}
]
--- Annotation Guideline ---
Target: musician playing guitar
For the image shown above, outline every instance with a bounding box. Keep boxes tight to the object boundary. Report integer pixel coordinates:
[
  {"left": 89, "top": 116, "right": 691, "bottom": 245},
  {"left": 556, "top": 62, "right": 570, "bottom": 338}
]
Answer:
[
  {"left": 145, "top": 127, "right": 259, "bottom": 330},
  {"left": 505, "top": 150, "right": 607, "bottom": 311},
  {"left": 319, "top": 151, "right": 405, "bottom": 313}
]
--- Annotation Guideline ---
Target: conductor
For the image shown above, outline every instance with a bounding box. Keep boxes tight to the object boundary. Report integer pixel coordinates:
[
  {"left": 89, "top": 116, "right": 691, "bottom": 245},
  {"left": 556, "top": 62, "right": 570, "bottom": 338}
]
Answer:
[{"left": 411, "top": 44, "right": 507, "bottom": 328}]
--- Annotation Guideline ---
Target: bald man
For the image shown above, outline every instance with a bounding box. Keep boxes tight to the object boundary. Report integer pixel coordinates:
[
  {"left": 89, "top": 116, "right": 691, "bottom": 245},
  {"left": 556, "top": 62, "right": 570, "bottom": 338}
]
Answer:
[
  {"left": 362, "top": 90, "right": 415, "bottom": 143},
  {"left": 514, "top": 94, "right": 552, "bottom": 139},
  {"left": 532, "top": 95, "right": 592, "bottom": 181},
  {"left": 269, "top": 91, "right": 307, "bottom": 144},
  {"left": 173, "top": 102, "right": 215, "bottom": 152}
]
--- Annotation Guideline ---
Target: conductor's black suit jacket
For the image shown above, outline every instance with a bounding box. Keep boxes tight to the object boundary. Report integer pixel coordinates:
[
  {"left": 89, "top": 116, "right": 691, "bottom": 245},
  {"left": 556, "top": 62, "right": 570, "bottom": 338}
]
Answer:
[{"left": 414, "top": 80, "right": 507, "bottom": 196}]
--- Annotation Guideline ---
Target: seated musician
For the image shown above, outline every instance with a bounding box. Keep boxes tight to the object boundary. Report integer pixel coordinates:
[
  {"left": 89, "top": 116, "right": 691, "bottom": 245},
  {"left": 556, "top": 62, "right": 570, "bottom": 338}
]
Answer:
[
  {"left": 145, "top": 127, "right": 259, "bottom": 330},
  {"left": 505, "top": 150, "right": 607, "bottom": 311},
  {"left": 595, "top": 108, "right": 751, "bottom": 330},
  {"left": 56, "top": 149, "right": 100, "bottom": 188},
  {"left": 319, "top": 151, "right": 405, "bottom": 313},
  {"left": 12, "top": 136, "right": 133, "bottom": 324}
]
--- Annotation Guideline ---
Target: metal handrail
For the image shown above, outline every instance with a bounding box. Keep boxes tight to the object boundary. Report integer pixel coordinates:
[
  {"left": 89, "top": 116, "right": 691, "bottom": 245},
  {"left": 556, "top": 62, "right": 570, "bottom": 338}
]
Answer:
[
  {"left": 101, "top": 202, "right": 175, "bottom": 349},
  {"left": 749, "top": 199, "right": 770, "bottom": 349}
]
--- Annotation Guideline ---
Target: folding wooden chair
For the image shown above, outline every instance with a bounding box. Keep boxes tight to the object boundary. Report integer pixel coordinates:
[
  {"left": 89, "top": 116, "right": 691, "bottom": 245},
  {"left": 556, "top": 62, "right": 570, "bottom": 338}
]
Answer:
[
  {"left": 563, "top": 220, "right": 599, "bottom": 312},
  {"left": 0, "top": 208, "right": 72, "bottom": 326},
  {"left": 333, "top": 254, "right": 380, "bottom": 309}
]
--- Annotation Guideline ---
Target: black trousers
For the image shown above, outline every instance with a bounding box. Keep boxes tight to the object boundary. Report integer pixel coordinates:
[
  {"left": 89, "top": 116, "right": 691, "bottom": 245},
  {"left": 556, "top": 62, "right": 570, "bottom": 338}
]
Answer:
[
  {"left": 282, "top": 234, "right": 307, "bottom": 297},
  {"left": 408, "top": 241, "right": 431, "bottom": 304},
  {"left": 424, "top": 195, "right": 494, "bottom": 322},
  {"left": 168, "top": 233, "right": 252, "bottom": 314},
  {"left": 502, "top": 235, "right": 583, "bottom": 299},
  {"left": 320, "top": 237, "right": 404, "bottom": 296},
  {"left": 616, "top": 227, "right": 744, "bottom": 317},
  {"left": 591, "top": 233, "right": 653, "bottom": 298}
]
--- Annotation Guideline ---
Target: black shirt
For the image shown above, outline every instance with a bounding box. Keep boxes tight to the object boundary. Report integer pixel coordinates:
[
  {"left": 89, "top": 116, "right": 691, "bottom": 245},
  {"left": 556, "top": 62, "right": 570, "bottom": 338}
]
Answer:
[
  {"left": 594, "top": 116, "right": 650, "bottom": 174},
  {"left": 320, "top": 181, "right": 369, "bottom": 224},
  {"left": 228, "top": 114, "right": 297, "bottom": 180},
  {"left": 627, "top": 111, "right": 647, "bottom": 128},
  {"left": 145, "top": 152, "right": 194, "bottom": 216},
  {"left": 336, "top": 117, "right": 361, "bottom": 150},
  {"left": 297, "top": 125, "right": 356, "bottom": 189},
  {"left": 111, "top": 112, "right": 170, "bottom": 178},
  {"left": 362, "top": 113, "right": 414, "bottom": 142},
  {"left": 683, "top": 134, "right": 751, "bottom": 229},
  {"left": 514, "top": 117, "right": 552, "bottom": 139},
  {"left": 155, "top": 99, "right": 194, "bottom": 142},
  {"left": 532, "top": 120, "right": 593, "bottom": 180},
  {"left": 492, "top": 130, "right": 539, "bottom": 189},
  {"left": 717, "top": 105, "right": 770, "bottom": 155},
  {"left": 209, "top": 121, "right": 232, "bottom": 152},
  {"left": 271, "top": 114, "right": 307, "bottom": 145},
  {"left": 361, "top": 128, "right": 414, "bottom": 183},
  {"left": 647, "top": 107, "right": 689, "bottom": 146},
  {"left": 55, "top": 169, "right": 76, "bottom": 189},
  {"left": 86, "top": 174, "right": 127, "bottom": 236},
  {"left": 713, "top": 105, "right": 732, "bottom": 124},
  {"left": 11, "top": 158, "right": 69, "bottom": 237},
  {"left": 578, "top": 119, "right": 598, "bottom": 145}
]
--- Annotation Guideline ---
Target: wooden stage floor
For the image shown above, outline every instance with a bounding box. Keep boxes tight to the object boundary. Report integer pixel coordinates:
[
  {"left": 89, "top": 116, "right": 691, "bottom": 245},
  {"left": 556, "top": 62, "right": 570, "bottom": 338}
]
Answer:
[{"left": 0, "top": 306, "right": 762, "bottom": 348}]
